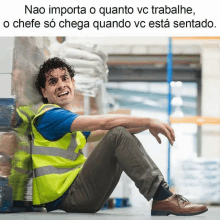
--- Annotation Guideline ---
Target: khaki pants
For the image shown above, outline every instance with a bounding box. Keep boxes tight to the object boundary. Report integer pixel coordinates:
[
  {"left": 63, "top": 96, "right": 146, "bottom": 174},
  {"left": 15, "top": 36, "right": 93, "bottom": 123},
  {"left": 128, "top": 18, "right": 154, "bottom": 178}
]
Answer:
[{"left": 60, "top": 126, "right": 168, "bottom": 213}]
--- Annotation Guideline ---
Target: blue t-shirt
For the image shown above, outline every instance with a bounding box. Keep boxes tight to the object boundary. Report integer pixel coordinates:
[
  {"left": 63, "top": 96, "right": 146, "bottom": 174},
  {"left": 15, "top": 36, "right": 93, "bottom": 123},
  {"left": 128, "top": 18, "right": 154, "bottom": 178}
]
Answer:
[{"left": 35, "top": 108, "right": 90, "bottom": 141}]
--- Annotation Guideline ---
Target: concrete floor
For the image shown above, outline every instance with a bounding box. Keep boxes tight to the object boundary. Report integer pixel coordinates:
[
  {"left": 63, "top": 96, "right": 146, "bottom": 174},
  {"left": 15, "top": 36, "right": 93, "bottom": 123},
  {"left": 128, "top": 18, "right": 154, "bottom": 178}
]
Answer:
[{"left": 0, "top": 206, "right": 219, "bottom": 220}]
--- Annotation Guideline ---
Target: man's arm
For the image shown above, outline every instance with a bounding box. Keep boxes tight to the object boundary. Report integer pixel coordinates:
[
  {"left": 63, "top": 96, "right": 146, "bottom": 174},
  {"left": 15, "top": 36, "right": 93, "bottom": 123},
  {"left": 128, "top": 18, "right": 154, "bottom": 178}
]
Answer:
[
  {"left": 126, "top": 126, "right": 148, "bottom": 135},
  {"left": 73, "top": 115, "right": 175, "bottom": 145},
  {"left": 72, "top": 114, "right": 150, "bottom": 131}
]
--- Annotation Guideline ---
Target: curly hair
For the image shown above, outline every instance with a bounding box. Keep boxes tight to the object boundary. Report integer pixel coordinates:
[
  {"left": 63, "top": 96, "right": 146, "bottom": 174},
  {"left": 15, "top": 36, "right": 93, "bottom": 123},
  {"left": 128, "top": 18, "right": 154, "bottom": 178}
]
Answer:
[{"left": 35, "top": 57, "right": 75, "bottom": 103}]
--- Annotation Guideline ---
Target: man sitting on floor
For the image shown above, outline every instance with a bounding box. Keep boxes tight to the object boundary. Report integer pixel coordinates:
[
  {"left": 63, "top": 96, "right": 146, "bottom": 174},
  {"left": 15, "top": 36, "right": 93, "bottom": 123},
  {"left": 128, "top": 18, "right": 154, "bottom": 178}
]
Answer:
[{"left": 31, "top": 57, "right": 208, "bottom": 216}]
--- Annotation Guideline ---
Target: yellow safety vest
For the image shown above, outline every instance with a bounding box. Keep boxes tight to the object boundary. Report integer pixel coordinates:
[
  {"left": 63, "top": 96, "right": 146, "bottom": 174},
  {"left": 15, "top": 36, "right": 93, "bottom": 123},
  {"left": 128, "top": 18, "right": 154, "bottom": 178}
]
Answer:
[
  {"left": 31, "top": 104, "right": 87, "bottom": 205},
  {"left": 9, "top": 106, "right": 35, "bottom": 201}
]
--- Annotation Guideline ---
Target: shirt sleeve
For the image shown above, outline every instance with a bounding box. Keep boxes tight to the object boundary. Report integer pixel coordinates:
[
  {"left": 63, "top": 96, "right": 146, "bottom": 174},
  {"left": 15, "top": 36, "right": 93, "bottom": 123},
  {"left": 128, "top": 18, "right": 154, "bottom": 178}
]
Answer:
[{"left": 35, "top": 108, "right": 90, "bottom": 141}]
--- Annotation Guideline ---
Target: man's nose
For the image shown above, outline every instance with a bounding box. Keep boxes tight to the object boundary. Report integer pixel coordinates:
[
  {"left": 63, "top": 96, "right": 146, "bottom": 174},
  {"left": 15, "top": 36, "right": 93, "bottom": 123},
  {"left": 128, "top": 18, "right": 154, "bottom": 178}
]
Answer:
[{"left": 57, "top": 79, "right": 66, "bottom": 89}]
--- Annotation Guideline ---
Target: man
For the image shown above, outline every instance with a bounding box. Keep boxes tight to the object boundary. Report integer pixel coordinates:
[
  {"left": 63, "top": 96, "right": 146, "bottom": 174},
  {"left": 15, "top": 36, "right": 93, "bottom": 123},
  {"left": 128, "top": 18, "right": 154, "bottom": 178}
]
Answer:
[{"left": 32, "top": 57, "right": 208, "bottom": 216}]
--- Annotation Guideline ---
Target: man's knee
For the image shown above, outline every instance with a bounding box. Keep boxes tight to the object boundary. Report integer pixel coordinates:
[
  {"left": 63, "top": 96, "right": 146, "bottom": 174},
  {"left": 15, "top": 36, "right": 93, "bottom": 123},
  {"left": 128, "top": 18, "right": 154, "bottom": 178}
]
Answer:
[
  {"left": 108, "top": 126, "right": 132, "bottom": 141},
  {"left": 109, "top": 126, "right": 128, "bottom": 135}
]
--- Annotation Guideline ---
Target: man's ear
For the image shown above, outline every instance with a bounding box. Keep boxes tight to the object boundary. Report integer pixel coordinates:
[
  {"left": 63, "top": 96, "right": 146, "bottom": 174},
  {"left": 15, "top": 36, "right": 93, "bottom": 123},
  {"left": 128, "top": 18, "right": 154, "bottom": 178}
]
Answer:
[
  {"left": 41, "top": 87, "right": 47, "bottom": 98},
  {"left": 71, "top": 78, "right": 75, "bottom": 89}
]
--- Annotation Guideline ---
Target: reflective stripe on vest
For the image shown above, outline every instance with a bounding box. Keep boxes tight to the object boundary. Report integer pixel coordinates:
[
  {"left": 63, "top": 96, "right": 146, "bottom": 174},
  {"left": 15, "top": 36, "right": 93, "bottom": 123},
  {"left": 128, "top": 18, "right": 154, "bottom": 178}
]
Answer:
[
  {"left": 32, "top": 133, "right": 82, "bottom": 161},
  {"left": 15, "top": 167, "right": 32, "bottom": 175},
  {"left": 37, "top": 104, "right": 60, "bottom": 116},
  {"left": 34, "top": 164, "right": 82, "bottom": 178},
  {"left": 40, "top": 104, "right": 59, "bottom": 111}
]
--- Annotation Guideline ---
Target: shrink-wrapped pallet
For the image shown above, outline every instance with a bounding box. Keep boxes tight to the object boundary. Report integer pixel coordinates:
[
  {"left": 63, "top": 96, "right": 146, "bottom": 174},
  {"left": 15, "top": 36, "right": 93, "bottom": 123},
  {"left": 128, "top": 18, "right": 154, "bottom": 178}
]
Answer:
[{"left": 0, "top": 37, "right": 49, "bottom": 212}]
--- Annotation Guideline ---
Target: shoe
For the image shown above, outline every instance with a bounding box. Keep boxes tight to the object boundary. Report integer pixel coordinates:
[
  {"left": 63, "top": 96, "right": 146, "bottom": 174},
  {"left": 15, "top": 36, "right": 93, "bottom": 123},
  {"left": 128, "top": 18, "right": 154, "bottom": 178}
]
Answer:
[{"left": 151, "top": 194, "right": 208, "bottom": 216}]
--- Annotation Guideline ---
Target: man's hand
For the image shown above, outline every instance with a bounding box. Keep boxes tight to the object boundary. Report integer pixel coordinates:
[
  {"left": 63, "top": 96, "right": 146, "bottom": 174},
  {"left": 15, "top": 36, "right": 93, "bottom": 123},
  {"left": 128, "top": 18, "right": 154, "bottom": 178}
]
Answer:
[{"left": 148, "top": 119, "right": 175, "bottom": 146}]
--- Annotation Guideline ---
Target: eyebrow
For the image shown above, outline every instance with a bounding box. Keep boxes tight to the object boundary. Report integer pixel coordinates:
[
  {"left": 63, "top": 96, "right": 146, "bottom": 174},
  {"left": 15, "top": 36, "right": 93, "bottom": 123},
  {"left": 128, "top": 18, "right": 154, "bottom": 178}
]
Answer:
[
  {"left": 61, "top": 73, "right": 70, "bottom": 77},
  {"left": 48, "top": 76, "right": 57, "bottom": 81},
  {"left": 47, "top": 73, "right": 70, "bottom": 81}
]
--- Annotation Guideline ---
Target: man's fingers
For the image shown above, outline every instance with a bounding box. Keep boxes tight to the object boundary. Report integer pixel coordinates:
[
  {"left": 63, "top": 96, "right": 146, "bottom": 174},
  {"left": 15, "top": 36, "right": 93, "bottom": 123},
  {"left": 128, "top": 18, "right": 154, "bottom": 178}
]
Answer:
[
  {"left": 150, "top": 123, "right": 174, "bottom": 145},
  {"left": 162, "top": 128, "right": 173, "bottom": 146},
  {"left": 154, "top": 134, "right": 161, "bottom": 144},
  {"left": 150, "top": 130, "right": 162, "bottom": 144},
  {"left": 164, "top": 124, "right": 175, "bottom": 141}
]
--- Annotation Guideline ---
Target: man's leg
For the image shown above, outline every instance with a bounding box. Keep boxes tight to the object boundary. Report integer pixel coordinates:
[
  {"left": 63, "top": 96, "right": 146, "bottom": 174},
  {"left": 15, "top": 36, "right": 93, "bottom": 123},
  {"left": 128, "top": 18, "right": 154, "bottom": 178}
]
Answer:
[
  {"left": 131, "top": 134, "right": 169, "bottom": 190},
  {"left": 61, "top": 126, "right": 166, "bottom": 213}
]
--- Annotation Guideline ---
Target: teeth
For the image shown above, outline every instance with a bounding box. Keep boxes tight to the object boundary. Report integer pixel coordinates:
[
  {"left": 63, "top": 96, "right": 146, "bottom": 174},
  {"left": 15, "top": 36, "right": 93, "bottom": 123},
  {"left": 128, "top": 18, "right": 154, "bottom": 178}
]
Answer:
[
  {"left": 58, "top": 91, "right": 69, "bottom": 97},
  {"left": 61, "top": 92, "right": 67, "bottom": 95}
]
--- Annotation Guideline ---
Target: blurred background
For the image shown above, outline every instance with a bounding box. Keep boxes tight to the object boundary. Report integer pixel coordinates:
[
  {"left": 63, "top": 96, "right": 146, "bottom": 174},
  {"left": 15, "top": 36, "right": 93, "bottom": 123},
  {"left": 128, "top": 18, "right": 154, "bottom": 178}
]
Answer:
[{"left": 0, "top": 36, "right": 220, "bottom": 212}]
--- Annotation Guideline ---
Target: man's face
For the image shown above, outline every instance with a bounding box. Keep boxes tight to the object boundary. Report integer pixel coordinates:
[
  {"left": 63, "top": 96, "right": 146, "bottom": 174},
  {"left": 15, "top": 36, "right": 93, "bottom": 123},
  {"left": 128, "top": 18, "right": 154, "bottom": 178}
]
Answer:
[{"left": 41, "top": 68, "right": 75, "bottom": 110}]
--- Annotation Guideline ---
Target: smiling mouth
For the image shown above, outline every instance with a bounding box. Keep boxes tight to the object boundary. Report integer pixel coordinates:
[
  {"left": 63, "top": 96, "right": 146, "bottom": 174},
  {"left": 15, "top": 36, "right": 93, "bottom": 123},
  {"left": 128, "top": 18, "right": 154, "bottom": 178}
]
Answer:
[{"left": 57, "top": 91, "right": 69, "bottom": 97}]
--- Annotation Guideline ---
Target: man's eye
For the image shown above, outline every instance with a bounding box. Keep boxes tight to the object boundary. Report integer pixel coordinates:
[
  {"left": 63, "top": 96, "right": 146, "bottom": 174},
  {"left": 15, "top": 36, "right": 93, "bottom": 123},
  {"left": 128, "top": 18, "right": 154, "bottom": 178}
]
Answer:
[
  {"left": 49, "top": 79, "right": 56, "bottom": 85},
  {"left": 63, "top": 76, "right": 69, "bottom": 81}
]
